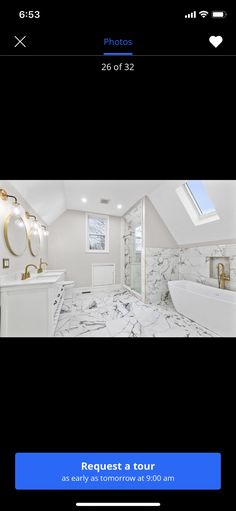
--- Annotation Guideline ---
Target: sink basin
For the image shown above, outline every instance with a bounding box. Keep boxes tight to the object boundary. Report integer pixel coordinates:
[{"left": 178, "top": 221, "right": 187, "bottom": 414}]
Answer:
[
  {"left": 0, "top": 271, "right": 66, "bottom": 288},
  {"left": 40, "top": 273, "right": 61, "bottom": 277},
  {"left": 31, "top": 271, "right": 64, "bottom": 278}
]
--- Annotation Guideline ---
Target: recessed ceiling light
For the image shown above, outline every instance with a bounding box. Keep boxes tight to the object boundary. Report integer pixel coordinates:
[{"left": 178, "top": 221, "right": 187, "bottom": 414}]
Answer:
[
  {"left": 81, "top": 198, "right": 87, "bottom": 203},
  {"left": 117, "top": 204, "right": 123, "bottom": 209}
]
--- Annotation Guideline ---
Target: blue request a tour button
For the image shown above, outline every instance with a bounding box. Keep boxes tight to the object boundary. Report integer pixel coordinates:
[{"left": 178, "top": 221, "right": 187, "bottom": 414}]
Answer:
[{"left": 15, "top": 452, "right": 221, "bottom": 490}]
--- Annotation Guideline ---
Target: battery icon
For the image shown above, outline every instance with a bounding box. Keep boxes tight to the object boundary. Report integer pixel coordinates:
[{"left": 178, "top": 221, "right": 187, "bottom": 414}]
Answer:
[{"left": 211, "top": 11, "right": 227, "bottom": 18}]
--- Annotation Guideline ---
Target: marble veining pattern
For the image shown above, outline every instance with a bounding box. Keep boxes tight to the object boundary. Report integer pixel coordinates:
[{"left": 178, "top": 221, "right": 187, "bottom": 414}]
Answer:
[
  {"left": 145, "top": 244, "right": 236, "bottom": 306},
  {"left": 123, "top": 201, "right": 142, "bottom": 228},
  {"left": 179, "top": 244, "right": 236, "bottom": 291},
  {"left": 145, "top": 248, "right": 179, "bottom": 306},
  {"left": 55, "top": 288, "right": 218, "bottom": 338}
]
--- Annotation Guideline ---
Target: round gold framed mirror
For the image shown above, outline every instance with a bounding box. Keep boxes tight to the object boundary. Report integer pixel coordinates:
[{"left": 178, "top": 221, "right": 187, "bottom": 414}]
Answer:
[
  {"left": 4, "top": 214, "right": 28, "bottom": 256},
  {"left": 29, "top": 224, "right": 41, "bottom": 256}
]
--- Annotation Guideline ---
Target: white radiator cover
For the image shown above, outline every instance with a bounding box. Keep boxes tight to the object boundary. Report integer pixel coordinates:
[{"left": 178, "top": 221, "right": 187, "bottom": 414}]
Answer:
[{"left": 92, "top": 264, "right": 115, "bottom": 287}]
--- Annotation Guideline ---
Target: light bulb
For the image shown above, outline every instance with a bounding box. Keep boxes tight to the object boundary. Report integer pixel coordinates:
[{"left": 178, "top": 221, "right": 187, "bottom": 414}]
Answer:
[
  {"left": 15, "top": 218, "right": 24, "bottom": 228},
  {"left": 13, "top": 203, "right": 21, "bottom": 216},
  {"left": 31, "top": 222, "right": 38, "bottom": 235}
]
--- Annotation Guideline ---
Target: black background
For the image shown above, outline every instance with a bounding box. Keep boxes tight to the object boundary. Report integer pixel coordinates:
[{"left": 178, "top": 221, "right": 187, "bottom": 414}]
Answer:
[
  {"left": 0, "top": 11, "right": 235, "bottom": 504},
  {"left": 0, "top": 338, "right": 233, "bottom": 510},
  {"left": 0, "top": 3, "right": 235, "bottom": 57}
]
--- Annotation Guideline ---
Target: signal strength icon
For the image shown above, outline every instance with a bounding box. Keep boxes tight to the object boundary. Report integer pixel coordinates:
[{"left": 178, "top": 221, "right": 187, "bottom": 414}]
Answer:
[
  {"left": 199, "top": 10, "right": 209, "bottom": 18},
  {"left": 185, "top": 11, "right": 197, "bottom": 18}
]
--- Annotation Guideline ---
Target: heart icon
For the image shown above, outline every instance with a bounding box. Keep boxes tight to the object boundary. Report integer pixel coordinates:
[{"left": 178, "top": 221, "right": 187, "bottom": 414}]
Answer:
[{"left": 209, "top": 35, "right": 223, "bottom": 48}]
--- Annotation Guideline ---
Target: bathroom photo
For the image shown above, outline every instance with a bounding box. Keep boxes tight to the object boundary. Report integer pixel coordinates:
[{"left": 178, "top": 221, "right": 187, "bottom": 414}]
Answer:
[{"left": 0, "top": 179, "right": 235, "bottom": 338}]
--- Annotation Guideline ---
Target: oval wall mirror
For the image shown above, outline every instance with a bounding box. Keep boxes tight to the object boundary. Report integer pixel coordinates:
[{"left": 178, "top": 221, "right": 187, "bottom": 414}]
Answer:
[
  {"left": 29, "top": 224, "right": 41, "bottom": 256},
  {"left": 4, "top": 214, "right": 28, "bottom": 256}
]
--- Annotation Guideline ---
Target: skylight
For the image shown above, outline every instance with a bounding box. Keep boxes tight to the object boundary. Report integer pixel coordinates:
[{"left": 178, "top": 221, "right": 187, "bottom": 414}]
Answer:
[
  {"left": 185, "top": 180, "right": 216, "bottom": 215},
  {"left": 176, "top": 180, "right": 220, "bottom": 226}
]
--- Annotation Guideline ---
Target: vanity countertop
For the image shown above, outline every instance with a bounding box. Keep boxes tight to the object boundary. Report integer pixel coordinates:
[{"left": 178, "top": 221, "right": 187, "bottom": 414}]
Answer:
[{"left": 0, "top": 274, "right": 63, "bottom": 289}]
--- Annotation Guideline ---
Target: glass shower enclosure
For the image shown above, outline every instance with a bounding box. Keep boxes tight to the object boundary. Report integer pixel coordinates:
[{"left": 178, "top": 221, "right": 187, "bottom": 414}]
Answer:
[{"left": 123, "top": 200, "right": 143, "bottom": 296}]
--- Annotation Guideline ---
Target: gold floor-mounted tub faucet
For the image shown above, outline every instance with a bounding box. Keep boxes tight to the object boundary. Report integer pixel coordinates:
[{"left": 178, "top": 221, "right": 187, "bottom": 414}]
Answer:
[
  {"left": 21, "top": 264, "right": 38, "bottom": 280},
  {"left": 217, "top": 263, "right": 230, "bottom": 289},
  {"left": 37, "top": 257, "right": 48, "bottom": 273}
]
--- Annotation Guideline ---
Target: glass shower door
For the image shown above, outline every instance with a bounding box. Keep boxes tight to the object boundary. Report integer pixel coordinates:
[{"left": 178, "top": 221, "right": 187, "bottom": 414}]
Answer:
[
  {"left": 130, "top": 226, "right": 142, "bottom": 294},
  {"left": 124, "top": 228, "right": 142, "bottom": 295},
  {"left": 123, "top": 199, "right": 143, "bottom": 296}
]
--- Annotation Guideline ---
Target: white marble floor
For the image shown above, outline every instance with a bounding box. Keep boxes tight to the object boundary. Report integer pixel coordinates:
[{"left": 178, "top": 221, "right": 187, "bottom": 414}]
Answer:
[{"left": 55, "top": 288, "right": 218, "bottom": 338}]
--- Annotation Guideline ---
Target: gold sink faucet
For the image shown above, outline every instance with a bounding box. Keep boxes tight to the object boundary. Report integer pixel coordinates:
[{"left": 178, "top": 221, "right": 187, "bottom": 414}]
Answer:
[
  {"left": 37, "top": 257, "right": 48, "bottom": 273},
  {"left": 217, "top": 263, "right": 230, "bottom": 289},
  {"left": 22, "top": 264, "right": 38, "bottom": 280}
]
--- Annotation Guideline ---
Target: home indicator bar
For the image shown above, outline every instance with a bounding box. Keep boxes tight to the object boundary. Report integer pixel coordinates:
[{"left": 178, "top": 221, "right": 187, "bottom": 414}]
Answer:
[
  {"left": 75, "top": 504, "right": 161, "bottom": 507},
  {"left": 103, "top": 53, "right": 133, "bottom": 56}
]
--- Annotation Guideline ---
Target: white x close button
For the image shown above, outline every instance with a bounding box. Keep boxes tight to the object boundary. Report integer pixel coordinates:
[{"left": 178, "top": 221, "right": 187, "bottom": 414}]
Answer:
[{"left": 14, "top": 35, "right": 27, "bottom": 47}]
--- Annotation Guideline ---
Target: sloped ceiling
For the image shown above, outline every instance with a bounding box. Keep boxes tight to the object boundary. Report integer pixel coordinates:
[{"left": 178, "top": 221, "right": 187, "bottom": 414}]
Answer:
[
  {"left": 8, "top": 179, "right": 236, "bottom": 244},
  {"left": 63, "top": 180, "right": 161, "bottom": 217},
  {"left": 148, "top": 180, "right": 236, "bottom": 245},
  {"left": 9, "top": 180, "right": 162, "bottom": 224},
  {"left": 10, "top": 180, "right": 67, "bottom": 225}
]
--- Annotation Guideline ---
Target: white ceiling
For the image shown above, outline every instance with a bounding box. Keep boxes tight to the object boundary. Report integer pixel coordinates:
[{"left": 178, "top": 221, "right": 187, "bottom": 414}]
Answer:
[
  {"left": 149, "top": 180, "right": 236, "bottom": 245},
  {"left": 10, "top": 180, "right": 67, "bottom": 225},
  {"left": 9, "top": 180, "right": 162, "bottom": 224},
  {"left": 8, "top": 179, "right": 236, "bottom": 244}
]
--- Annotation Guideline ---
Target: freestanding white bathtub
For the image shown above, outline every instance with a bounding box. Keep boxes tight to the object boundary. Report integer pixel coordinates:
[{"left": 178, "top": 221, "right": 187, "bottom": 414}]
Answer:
[{"left": 168, "top": 280, "right": 236, "bottom": 337}]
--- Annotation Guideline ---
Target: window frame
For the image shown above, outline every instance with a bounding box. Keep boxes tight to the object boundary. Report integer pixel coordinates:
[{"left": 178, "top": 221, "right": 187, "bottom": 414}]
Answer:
[
  {"left": 85, "top": 212, "right": 110, "bottom": 253},
  {"left": 184, "top": 181, "right": 216, "bottom": 217},
  {"left": 176, "top": 181, "right": 220, "bottom": 226}
]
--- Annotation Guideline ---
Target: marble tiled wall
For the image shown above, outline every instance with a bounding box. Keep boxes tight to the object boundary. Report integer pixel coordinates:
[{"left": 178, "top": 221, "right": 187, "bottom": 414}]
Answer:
[
  {"left": 179, "top": 244, "right": 236, "bottom": 291},
  {"left": 145, "top": 248, "right": 179, "bottom": 305},
  {"left": 145, "top": 244, "right": 236, "bottom": 305}
]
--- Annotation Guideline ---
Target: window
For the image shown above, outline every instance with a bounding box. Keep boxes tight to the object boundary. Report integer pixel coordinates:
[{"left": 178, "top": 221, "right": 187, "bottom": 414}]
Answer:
[
  {"left": 86, "top": 213, "right": 109, "bottom": 252},
  {"left": 135, "top": 225, "right": 142, "bottom": 252},
  {"left": 185, "top": 180, "right": 216, "bottom": 215},
  {"left": 176, "top": 180, "right": 220, "bottom": 226}
]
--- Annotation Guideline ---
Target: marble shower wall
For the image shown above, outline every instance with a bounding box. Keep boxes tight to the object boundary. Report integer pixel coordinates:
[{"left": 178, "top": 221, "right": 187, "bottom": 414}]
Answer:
[
  {"left": 145, "top": 248, "right": 179, "bottom": 305},
  {"left": 124, "top": 201, "right": 142, "bottom": 228},
  {"left": 145, "top": 244, "right": 236, "bottom": 305}
]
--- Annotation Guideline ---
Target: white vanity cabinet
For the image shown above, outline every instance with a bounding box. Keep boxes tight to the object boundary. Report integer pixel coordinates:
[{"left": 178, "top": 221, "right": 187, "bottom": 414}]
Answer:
[{"left": 0, "top": 271, "right": 66, "bottom": 337}]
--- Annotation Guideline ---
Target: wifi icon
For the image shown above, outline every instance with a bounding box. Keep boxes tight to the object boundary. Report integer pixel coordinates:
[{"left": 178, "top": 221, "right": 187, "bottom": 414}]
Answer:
[{"left": 199, "top": 10, "right": 209, "bottom": 18}]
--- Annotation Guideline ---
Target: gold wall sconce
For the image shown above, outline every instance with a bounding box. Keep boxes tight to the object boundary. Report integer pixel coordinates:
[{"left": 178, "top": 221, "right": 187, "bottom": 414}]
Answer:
[
  {"left": 25, "top": 211, "right": 37, "bottom": 221},
  {"left": 0, "top": 188, "right": 21, "bottom": 215},
  {"left": 25, "top": 211, "right": 39, "bottom": 233},
  {"left": 23, "top": 213, "right": 49, "bottom": 237},
  {"left": 1, "top": 190, "right": 49, "bottom": 240},
  {"left": 41, "top": 224, "right": 49, "bottom": 237}
]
